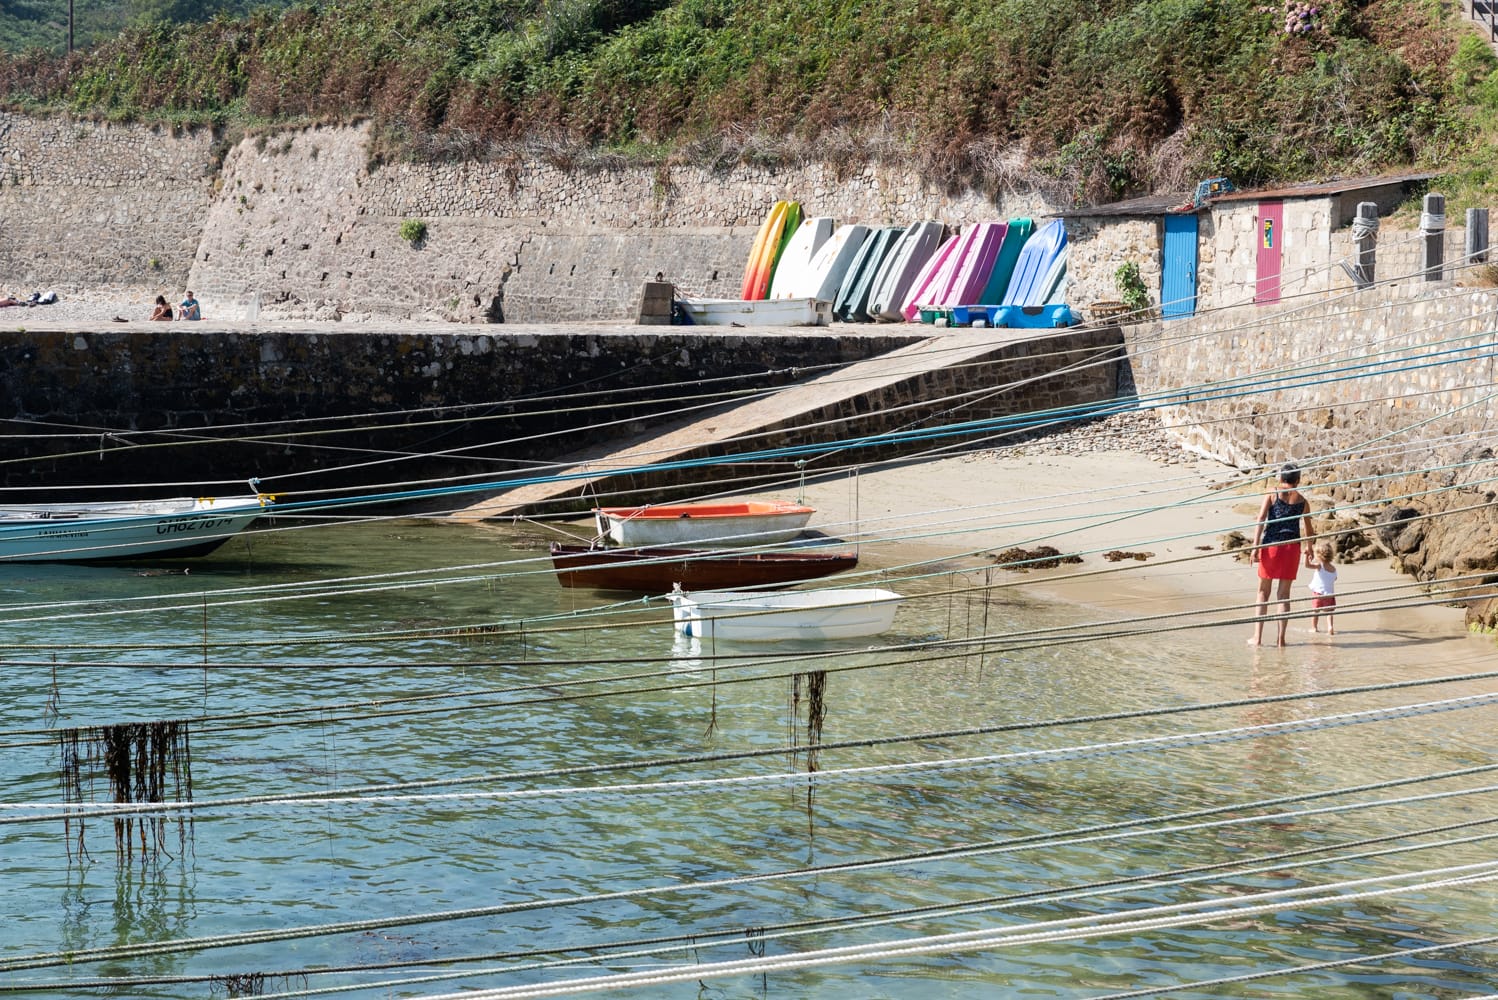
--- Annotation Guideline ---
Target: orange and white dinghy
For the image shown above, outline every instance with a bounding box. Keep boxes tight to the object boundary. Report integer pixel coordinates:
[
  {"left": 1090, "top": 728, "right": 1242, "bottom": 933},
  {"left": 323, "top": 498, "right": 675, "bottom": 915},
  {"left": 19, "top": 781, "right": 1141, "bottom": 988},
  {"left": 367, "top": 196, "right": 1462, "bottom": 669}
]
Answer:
[{"left": 593, "top": 499, "right": 816, "bottom": 548}]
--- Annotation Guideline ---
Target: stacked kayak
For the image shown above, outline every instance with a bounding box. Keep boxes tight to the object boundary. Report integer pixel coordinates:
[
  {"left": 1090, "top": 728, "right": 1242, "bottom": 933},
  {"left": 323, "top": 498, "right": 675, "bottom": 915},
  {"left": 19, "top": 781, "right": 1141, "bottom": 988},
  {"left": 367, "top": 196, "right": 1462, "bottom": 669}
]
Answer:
[{"left": 713, "top": 204, "right": 1073, "bottom": 327}]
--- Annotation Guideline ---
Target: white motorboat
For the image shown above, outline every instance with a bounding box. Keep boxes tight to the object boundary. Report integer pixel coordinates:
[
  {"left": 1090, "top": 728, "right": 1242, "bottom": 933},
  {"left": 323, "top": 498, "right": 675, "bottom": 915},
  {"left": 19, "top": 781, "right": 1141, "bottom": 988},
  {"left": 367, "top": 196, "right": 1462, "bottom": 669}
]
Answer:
[
  {"left": 0, "top": 492, "right": 273, "bottom": 562},
  {"left": 666, "top": 585, "right": 904, "bottom": 642}
]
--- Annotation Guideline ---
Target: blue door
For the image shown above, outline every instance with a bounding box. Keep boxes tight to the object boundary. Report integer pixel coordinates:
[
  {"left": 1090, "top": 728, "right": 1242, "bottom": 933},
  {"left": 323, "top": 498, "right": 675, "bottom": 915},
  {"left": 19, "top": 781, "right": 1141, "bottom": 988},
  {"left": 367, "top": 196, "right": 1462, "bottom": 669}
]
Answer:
[{"left": 1161, "top": 213, "right": 1198, "bottom": 319}]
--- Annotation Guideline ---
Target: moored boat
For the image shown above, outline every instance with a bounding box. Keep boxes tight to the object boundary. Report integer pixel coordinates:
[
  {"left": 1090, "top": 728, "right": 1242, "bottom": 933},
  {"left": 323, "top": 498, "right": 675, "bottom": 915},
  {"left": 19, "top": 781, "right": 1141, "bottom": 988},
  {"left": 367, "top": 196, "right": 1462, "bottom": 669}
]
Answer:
[
  {"left": 594, "top": 499, "right": 815, "bottom": 547},
  {"left": 676, "top": 296, "right": 832, "bottom": 327},
  {"left": 550, "top": 542, "right": 857, "bottom": 592},
  {"left": 0, "top": 492, "right": 273, "bottom": 562},
  {"left": 666, "top": 585, "right": 904, "bottom": 642}
]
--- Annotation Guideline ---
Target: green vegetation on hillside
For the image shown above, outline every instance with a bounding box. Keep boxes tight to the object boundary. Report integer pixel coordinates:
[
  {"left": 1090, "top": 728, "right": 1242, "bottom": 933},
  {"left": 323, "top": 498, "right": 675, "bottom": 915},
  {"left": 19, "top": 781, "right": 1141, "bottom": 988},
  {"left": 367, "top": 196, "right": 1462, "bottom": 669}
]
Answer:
[
  {"left": 0, "top": 0, "right": 298, "bottom": 55},
  {"left": 0, "top": 0, "right": 1491, "bottom": 206}
]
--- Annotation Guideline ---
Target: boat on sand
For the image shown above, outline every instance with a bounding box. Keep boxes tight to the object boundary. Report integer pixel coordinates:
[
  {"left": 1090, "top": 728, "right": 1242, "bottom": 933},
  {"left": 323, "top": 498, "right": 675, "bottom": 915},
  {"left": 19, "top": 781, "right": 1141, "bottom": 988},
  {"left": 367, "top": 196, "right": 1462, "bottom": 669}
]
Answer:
[{"left": 550, "top": 542, "right": 856, "bottom": 592}]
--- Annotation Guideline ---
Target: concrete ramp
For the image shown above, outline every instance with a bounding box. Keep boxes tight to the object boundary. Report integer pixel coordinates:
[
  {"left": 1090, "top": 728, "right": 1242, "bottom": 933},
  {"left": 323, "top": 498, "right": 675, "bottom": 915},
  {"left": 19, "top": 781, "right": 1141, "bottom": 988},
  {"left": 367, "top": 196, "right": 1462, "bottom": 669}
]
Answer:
[{"left": 451, "top": 327, "right": 1123, "bottom": 522}]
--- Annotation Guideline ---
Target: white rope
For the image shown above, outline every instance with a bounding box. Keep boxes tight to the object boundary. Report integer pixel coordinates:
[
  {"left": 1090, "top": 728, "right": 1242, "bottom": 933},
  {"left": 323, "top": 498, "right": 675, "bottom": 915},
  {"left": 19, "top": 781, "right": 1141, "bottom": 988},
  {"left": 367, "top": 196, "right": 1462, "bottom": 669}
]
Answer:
[
  {"left": 8, "top": 688, "right": 1496, "bottom": 819},
  {"left": 409, "top": 864, "right": 1498, "bottom": 998}
]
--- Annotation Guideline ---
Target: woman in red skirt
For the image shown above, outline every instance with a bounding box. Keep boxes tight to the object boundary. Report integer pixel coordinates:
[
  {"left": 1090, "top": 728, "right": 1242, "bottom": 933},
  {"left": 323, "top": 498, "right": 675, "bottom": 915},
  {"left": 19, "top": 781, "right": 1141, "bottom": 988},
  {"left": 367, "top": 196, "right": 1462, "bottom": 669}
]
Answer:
[{"left": 1249, "top": 462, "right": 1314, "bottom": 647}]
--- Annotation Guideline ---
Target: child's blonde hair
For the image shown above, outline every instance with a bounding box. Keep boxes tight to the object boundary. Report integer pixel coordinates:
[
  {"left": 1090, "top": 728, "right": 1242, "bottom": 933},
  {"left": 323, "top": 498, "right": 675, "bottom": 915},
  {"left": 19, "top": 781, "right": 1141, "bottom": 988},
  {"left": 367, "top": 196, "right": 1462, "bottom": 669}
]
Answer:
[{"left": 1315, "top": 540, "right": 1335, "bottom": 563}]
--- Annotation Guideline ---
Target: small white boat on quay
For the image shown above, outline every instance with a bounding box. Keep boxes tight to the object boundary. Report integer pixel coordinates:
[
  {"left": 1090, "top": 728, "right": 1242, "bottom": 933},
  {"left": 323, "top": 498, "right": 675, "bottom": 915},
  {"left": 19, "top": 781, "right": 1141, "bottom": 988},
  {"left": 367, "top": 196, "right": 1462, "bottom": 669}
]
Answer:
[
  {"left": 676, "top": 296, "right": 832, "bottom": 327},
  {"left": 667, "top": 585, "right": 904, "bottom": 642},
  {"left": 0, "top": 491, "right": 273, "bottom": 562}
]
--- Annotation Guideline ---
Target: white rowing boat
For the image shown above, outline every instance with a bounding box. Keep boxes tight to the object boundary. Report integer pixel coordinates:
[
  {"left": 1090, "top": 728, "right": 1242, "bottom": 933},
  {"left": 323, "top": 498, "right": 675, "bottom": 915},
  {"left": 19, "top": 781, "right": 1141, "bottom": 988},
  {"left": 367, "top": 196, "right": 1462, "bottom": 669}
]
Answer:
[
  {"left": 0, "top": 493, "right": 272, "bottom": 562},
  {"left": 594, "top": 499, "right": 815, "bottom": 547},
  {"left": 666, "top": 586, "right": 903, "bottom": 642}
]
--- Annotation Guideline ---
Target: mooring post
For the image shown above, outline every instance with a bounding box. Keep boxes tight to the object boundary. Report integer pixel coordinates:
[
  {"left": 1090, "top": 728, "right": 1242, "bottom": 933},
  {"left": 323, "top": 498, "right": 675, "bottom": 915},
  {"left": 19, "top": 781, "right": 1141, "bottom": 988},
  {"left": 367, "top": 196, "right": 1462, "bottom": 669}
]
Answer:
[
  {"left": 1466, "top": 207, "right": 1489, "bottom": 267},
  {"left": 1353, "top": 201, "right": 1378, "bottom": 289},
  {"left": 1422, "top": 193, "right": 1446, "bottom": 282}
]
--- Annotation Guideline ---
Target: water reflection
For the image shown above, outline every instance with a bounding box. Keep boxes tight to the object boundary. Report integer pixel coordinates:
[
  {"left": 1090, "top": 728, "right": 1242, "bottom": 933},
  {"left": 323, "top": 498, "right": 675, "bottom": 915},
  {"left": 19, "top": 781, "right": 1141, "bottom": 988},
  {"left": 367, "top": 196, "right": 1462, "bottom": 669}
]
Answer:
[{"left": 1, "top": 518, "right": 1495, "bottom": 997}]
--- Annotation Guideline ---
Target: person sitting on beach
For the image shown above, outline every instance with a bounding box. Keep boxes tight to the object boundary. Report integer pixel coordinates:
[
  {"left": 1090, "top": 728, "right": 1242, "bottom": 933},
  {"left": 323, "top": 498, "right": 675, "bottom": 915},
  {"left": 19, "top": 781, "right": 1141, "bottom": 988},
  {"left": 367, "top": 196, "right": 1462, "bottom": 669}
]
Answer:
[
  {"left": 150, "top": 295, "right": 173, "bottom": 321},
  {"left": 178, "top": 290, "right": 201, "bottom": 321},
  {"left": 1248, "top": 461, "right": 1314, "bottom": 647},
  {"left": 1306, "top": 540, "right": 1338, "bottom": 635}
]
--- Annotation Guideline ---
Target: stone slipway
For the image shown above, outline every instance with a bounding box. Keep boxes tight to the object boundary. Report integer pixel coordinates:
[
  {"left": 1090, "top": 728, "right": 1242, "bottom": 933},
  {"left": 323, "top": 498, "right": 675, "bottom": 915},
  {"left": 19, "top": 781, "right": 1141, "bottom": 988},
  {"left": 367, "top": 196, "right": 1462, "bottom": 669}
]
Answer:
[{"left": 452, "top": 326, "right": 1125, "bottom": 521}]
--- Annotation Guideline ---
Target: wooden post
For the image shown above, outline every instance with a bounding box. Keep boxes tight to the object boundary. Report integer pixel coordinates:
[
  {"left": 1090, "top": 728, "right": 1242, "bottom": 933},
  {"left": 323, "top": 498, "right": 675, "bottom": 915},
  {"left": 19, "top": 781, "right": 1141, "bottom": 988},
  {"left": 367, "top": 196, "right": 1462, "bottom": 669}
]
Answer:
[
  {"left": 1466, "top": 207, "right": 1489, "bottom": 266},
  {"left": 1353, "top": 201, "right": 1378, "bottom": 289},
  {"left": 1422, "top": 192, "right": 1446, "bottom": 282}
]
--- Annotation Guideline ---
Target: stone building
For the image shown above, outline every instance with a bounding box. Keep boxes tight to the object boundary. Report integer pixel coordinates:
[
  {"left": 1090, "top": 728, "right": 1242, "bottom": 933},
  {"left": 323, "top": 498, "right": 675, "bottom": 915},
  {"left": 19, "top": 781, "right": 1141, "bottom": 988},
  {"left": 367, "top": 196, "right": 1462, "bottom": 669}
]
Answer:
[{"left": 1056, "top": 171, "right": 1445, "bottom": 323}]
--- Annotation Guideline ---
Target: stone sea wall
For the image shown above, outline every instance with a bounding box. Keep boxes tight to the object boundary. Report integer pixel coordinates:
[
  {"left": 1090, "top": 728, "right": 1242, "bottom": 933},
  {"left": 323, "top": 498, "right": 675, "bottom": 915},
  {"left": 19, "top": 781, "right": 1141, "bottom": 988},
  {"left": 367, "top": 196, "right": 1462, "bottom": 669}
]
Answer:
[
  {"left": 0, "top": 324, "right": 922, "bottom": 497},
  {"left": 1122, "top": 283, "right": 1498, "bottom": 621}
]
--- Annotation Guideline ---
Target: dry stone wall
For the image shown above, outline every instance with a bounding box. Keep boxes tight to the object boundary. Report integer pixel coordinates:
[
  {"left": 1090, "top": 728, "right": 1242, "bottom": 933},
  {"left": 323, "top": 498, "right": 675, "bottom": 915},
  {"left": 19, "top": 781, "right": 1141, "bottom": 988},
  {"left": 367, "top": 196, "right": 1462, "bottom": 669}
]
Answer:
[
  {"left": 0, "top": 112, "right": 214, "bottom": 293},
  {"left": 196, "top": 124, "right": 1059, "bottom": 323},
  {"left": 3, "top": 113, "right": 1070, "bottom": 323}
]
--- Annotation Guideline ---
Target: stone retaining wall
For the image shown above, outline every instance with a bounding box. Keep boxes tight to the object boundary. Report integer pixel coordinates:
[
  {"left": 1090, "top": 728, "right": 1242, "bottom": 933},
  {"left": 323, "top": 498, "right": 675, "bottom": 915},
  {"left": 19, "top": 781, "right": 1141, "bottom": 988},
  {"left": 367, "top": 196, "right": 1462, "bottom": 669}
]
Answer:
[
  {"left": 1121, "top": 284, "right": 1498, "bottom": 620},
  {"left": 3, "top": 115, "right": 1075, "bottom": 322},
  {"left": 0, "top": 113, "right": 212, "bottom": 290}
]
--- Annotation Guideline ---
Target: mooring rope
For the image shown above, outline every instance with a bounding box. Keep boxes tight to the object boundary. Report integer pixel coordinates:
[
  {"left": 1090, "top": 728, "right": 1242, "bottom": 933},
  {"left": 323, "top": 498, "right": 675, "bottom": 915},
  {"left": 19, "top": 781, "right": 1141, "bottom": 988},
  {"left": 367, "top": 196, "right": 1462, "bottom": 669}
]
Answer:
[{"left": 8, "top": 818, "right": 1498, "bottom": 997}]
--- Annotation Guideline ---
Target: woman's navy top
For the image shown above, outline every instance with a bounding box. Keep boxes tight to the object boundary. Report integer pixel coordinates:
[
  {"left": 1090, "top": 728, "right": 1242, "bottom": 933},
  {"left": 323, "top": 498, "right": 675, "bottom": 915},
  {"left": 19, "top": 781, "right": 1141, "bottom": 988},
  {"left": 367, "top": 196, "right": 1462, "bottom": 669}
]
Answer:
[{"left": 1262, "top": 494, "right": 1306, "bottom": 546}]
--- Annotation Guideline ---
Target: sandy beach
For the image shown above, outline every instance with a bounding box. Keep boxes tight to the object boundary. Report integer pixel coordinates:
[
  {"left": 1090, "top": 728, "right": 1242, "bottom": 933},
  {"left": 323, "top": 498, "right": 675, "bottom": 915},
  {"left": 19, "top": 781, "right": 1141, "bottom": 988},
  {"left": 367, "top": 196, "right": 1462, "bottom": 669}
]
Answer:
[{"left": 793, "top": 423, "right": 1465, "bottom": 643}]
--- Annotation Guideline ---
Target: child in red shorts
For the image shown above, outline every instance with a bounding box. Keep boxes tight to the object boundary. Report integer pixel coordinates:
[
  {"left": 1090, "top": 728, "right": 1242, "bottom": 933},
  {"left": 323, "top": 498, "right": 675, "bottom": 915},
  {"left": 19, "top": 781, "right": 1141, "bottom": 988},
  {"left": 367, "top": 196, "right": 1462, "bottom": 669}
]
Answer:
[{"left": 1306, "top": 540, "right": 1338, "bottom": 635}]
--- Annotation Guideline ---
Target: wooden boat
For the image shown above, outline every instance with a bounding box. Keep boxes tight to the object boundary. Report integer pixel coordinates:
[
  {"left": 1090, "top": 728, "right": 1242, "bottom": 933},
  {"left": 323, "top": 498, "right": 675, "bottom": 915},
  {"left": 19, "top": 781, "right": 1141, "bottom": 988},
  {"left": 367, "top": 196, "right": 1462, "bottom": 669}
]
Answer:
[
  {"left": 0, "top": 492, "right": 272, "bottom": 562},
  {"left": 676, "top": 296, "right": 831, "bottom": 327},
  {"left": 550, "top": 542, "right": 857, "bottom": 592},
  {"left": 594, "top": 499, "right": 815, "bottom": 547},
  {"left": 667, "top": 585, "right": 904, "bottom": 642}
]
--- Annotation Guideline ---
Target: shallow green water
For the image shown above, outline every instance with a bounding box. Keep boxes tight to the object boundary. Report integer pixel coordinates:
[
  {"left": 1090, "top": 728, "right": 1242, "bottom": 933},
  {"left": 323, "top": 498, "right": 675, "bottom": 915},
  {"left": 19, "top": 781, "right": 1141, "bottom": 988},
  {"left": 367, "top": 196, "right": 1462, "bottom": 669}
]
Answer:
[{"left": 1, "top": 516, "right": 1496, "bottom": 998}]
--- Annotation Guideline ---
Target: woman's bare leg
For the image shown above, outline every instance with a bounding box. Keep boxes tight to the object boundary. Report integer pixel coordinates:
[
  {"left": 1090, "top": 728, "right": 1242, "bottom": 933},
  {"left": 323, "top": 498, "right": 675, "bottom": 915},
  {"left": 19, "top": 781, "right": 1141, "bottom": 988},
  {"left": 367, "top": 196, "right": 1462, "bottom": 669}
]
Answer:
[
  {"left": 1274, "top": 578, "right": 1293, "bottom": 646},
  {"left": 1249, "top": 577, "right": 1273, "bottom": 645}
]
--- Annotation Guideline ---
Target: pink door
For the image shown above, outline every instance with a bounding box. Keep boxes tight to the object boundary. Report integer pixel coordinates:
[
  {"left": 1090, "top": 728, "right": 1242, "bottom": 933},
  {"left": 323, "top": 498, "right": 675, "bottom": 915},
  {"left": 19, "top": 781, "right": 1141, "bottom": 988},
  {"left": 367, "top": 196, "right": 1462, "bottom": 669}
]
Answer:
[{"left": 1255, "top": 199, "right": 1283, "bottom": 304}]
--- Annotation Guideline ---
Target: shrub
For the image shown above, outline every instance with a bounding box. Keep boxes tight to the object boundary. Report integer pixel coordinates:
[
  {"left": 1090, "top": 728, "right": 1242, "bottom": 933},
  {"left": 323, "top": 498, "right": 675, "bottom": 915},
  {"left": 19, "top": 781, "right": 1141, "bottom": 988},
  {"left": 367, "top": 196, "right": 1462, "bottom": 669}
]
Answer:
[
  {"left": 1115, "top": 261, "right": 1150, "bottom": 313},
  {"left": 399, "top": 218, "right": 427, "bottom": 244}
]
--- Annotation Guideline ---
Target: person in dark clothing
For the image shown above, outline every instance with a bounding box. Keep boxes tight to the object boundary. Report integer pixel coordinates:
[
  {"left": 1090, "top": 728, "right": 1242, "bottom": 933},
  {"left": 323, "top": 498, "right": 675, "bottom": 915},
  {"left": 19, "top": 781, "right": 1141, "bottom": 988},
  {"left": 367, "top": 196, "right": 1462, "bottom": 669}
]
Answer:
[{"left": 1248, "top": 462, "right": 1314, "bottom": 647}]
